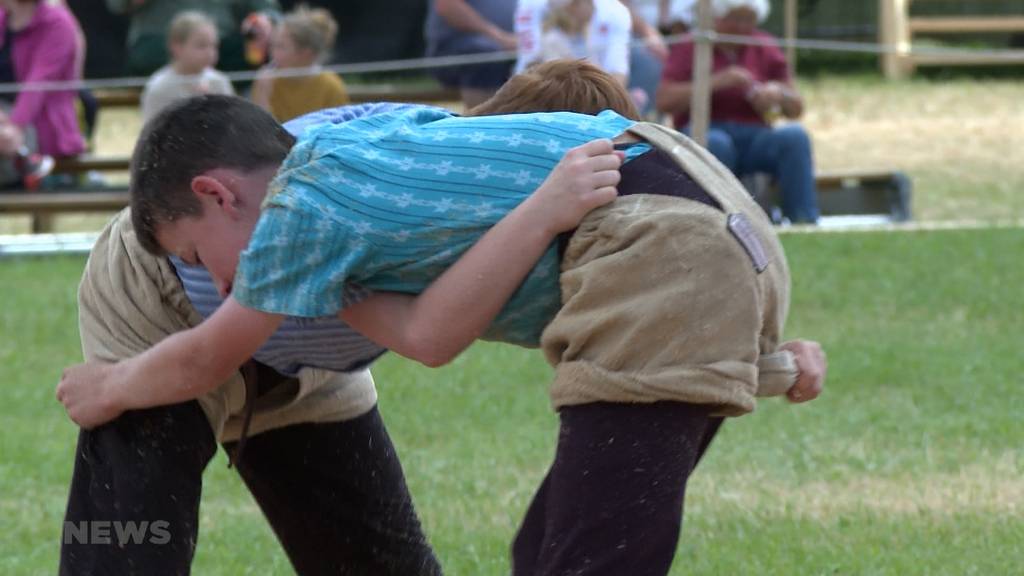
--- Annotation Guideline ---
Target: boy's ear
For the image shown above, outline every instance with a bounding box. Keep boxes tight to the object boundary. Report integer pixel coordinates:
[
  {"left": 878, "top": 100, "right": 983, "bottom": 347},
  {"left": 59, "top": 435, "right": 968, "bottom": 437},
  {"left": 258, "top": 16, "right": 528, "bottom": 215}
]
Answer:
[{"left": 191, "top": 174, "right": 242, "bottom": 218}]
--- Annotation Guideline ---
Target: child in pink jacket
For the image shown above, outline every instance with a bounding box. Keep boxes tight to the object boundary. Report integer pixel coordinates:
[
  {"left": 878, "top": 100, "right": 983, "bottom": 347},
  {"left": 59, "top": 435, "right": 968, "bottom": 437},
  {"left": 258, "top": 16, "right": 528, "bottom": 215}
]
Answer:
[{"left": 0, "top": 0, "right": 85, "bottom": 187}]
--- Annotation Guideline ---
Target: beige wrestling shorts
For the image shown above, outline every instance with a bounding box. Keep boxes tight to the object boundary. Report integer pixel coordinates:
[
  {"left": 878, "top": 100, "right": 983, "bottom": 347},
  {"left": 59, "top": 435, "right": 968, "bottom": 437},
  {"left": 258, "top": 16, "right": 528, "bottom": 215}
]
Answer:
[{"left": 540, "top": 122, "right": 792, "bottom": 417}]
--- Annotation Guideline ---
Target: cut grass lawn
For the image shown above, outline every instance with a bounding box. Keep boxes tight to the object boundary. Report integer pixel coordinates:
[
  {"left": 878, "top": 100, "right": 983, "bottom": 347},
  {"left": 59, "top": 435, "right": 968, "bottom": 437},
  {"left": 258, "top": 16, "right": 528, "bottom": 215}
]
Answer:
[{"left": 2, "top": 227, "right": 1023, "bottom": 574}]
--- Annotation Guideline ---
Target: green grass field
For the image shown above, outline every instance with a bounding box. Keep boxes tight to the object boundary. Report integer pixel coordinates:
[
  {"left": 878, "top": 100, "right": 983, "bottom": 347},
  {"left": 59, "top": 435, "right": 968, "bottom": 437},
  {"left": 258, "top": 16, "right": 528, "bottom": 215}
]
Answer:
[{"left": 2, "top": 227, "right": 1023, "bottom": 574}]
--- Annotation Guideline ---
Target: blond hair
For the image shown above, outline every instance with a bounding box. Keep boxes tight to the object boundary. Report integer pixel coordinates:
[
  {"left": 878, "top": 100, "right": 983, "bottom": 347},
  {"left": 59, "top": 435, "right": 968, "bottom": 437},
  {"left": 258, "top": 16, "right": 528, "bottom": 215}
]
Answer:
[
  {"left": 281, "top": 5, "right": 338, "bottom": 62},
  {"left": 544, "top": 0, "right": 593, "bottom": 35},
  {"left": 167, "top": 10, "right": 216, "bottom": 45},
  {"left": 469, "top": 59, "right": 640, "bottom": 120}
]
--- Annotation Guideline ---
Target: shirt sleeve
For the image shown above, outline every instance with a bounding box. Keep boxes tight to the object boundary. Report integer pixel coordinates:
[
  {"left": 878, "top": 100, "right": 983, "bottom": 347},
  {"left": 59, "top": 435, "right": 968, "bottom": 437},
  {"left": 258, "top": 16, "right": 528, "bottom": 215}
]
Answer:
[
  {"left": 759, "top": 34, "right": 791, "bottom": 83},
  {"left": 282, "top": 103, "right": 445, "bottom": 137},
  {"left": 232, "top": 180, "right": 374, "bottom": 318},
  {"left": 661, "top": 39, "right": 694, "bottom": 83}
]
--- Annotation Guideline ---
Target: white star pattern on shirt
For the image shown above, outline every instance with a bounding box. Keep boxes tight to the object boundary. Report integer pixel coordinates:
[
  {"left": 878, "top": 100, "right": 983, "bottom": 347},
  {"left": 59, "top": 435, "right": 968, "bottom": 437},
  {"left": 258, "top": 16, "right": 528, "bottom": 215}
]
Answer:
[
  {"left": 434, "top": 160, "right": 453, "bottom": 175},
  {"left": 474, "top": 164, "right": 492, "bottom": 180},
  {"left": 434, "top": 197, "right": 453, "bottom": 213}
]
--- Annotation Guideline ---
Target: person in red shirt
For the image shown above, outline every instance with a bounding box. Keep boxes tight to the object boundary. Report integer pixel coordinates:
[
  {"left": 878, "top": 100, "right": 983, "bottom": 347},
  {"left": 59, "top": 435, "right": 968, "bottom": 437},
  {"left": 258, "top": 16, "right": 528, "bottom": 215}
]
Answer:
[{"left": 655, "top": 0, "right": 819, "bottom": 223}]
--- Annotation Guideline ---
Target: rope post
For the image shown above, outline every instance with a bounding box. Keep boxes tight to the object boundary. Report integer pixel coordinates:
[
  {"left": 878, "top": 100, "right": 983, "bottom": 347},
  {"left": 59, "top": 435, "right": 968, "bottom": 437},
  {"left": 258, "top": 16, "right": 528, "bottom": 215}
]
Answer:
[
  {"left": 880, "top": 0, "right": 910, "bottom": 79},
  {"left": 785, "top": 0, "right": 798, "bottom": 76},
  {"left": 690, "top": 0, "right": 713, "bottom": 147}
]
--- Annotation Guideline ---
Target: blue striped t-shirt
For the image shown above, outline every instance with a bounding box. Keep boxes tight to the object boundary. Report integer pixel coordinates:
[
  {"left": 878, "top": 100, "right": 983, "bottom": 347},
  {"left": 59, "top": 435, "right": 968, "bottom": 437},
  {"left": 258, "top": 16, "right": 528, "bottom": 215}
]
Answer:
[
  {"left": 233, "top": 108, "right": 648, "bottom": 347},
  {"left": 169, "top": 103, "right": 442, "bottom": 375}
]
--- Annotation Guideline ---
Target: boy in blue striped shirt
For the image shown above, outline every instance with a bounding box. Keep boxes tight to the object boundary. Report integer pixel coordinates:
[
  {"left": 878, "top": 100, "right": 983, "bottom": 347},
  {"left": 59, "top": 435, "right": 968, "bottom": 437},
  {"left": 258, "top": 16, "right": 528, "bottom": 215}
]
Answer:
[{"left": 61, "top": 62, "right": 824, "bottom": 575}]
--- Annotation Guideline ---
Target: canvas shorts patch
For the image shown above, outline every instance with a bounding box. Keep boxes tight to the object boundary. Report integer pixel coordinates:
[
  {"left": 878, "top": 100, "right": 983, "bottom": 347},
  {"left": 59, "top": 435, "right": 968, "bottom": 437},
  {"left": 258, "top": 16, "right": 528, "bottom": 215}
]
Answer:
[{"left": 540, "top": 129, "right": 790, "bottom": 416}]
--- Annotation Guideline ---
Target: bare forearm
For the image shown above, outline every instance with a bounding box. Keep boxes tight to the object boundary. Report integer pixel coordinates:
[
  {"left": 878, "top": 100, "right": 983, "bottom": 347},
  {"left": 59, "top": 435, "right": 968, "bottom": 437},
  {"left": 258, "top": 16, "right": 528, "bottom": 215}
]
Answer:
[
  {"left": 114, "top": 299, "right": 282, "bottom": 410},
  {"left": 780, "top": 86, "right": 803, "bottom": 118},
  {"left": 113, "top": 329, "right": 236, "bottom": 410},
  {"left": 656, "top": 80, "right": 693, "bottom": 115},
  {"left": 345, "top": 199, "right": 556, "bottom": 366},
  {"left": 435, "top": 0, "right": 504, "bottom": 38}
]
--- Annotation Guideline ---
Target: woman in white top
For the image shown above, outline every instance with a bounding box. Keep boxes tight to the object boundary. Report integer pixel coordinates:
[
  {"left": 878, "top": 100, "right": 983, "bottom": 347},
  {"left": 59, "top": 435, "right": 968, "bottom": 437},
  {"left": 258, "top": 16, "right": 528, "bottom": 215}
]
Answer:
[{"left": 514, "top": 0, "right": 632, "bottom": 85}]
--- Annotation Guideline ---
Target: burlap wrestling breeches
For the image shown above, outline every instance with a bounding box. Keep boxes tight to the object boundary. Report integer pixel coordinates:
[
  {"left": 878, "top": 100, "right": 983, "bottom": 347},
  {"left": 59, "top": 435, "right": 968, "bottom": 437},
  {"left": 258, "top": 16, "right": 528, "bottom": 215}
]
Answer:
[{"left": 540, "top": 123, "right": 791, "bottom": 417}]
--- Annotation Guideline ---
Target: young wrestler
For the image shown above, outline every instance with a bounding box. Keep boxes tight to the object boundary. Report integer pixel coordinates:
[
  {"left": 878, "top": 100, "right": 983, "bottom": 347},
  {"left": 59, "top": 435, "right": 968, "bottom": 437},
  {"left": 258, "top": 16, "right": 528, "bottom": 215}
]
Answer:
[
  {"left": 61, "top": 63, "right": 824, "bottom": 574},
  {"left": 62, "top": 103, "right": 449, "bottom": 576}
]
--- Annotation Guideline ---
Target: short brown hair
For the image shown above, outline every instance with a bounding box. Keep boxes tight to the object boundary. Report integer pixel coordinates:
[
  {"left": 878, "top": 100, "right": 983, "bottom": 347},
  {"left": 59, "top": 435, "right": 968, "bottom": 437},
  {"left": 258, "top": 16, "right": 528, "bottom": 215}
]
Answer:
[
  {"left": 130, "top": 95, "right": 295, "bottom": 255},
  {"left": 468, "top": 59, "right": 640, "bottom": 120}
]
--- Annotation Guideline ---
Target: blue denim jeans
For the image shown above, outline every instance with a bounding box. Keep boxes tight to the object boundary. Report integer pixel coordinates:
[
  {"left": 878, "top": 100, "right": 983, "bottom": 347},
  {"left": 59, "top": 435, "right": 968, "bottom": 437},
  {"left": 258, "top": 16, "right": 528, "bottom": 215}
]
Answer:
[{"left": 690, "top": 121, "right": 819, "bottom": 223}]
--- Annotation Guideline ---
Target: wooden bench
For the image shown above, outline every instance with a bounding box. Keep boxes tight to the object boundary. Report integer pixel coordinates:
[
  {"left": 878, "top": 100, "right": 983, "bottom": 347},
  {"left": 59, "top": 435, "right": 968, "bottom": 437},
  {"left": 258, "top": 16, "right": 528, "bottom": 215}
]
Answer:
[
  {"left": 746, "top": 169, "right": 913, "bottom": 223},
  {"left": 880, "top": 0, "right": 1024, "bottom": 79},
  {"left": 54, "top": 154, "right": 131, "bottom": 174},
  {"left": 0, "top": 190, "right": 129, "bottom": 233},
  {"left": 93, "top": 83, "right": 461, "bottom": 109}
]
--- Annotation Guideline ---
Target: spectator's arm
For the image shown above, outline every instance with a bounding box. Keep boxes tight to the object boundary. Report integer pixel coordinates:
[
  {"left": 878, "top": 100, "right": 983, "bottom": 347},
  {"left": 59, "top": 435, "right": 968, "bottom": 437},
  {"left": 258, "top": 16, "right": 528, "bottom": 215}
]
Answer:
[
  {"left": 657, "top": 0, "right": 671, "bottom": 29},
  {"left": 620, "top": 0, "right": 668, "bottom": 60},
  {"left": 603, "top": 2, "right": 633, "bottom": 84},
  {"left": 655, "top": 78, "right": 693, "bottom": 115},
  {"left": 435, "top": 0, "right": 516, "bottom": 50},
  {"left": 762, "top": 34, "right": 802, "bottom": 119},
  {"left": 10, "top": 18, "right": 79, "bottom": 129},
  {"left": 776, "top": 83, "right": 803, "bottom": 118}
]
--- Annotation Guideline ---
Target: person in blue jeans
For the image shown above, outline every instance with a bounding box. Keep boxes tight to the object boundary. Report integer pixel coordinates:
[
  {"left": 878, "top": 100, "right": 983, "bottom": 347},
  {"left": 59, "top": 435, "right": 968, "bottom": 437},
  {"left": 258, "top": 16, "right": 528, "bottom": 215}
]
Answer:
[{"left": 655, "top": 0, "right": 819, "bottom": 223}]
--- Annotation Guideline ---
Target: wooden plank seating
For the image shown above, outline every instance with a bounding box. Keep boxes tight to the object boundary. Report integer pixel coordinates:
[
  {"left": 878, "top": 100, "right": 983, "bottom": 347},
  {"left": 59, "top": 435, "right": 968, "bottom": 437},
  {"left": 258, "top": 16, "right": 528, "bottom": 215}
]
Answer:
[
  {"left": 907, "top": 16, "right": 1024, "bottom": 34},
  {"left": 93, "top": 83, "right": 461, "bottom": 110},
  {"left": 880, "top": 0, "right": 1024, "bottom": 79},
  {"left": 54, "top": 154, "right": 131, "bottom": 174},
  {"left": 746, "top": 169, "right": 913, "bottom": 223},
  {"left": 0, "top": 189, "right": 129, "bottom": 233}
]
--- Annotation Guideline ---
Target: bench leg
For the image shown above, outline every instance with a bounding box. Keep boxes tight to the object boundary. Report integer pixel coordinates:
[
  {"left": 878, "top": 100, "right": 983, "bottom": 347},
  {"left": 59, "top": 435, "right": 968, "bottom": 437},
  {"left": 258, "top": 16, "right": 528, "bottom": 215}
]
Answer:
[{"left": 31, "top": 212, "right": 55, "bottom": 234}]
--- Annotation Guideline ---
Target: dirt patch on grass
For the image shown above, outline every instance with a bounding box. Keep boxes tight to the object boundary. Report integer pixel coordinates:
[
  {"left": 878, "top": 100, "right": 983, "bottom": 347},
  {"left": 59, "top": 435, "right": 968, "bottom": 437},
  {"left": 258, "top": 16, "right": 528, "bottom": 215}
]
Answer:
[
  {"left": 802, "top": 78, "right": 1024, "bottom": 221},
  {"left": 691, "top": 451, "right": 1023, "bottom": 519}
]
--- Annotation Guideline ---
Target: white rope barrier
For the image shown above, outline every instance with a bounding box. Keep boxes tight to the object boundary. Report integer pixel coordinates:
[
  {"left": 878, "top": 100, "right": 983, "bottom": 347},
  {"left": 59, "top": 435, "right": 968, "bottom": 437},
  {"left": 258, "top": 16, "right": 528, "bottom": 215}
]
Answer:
[{"left": 0, "top": 30, "right": 1021, "bottom": 95}]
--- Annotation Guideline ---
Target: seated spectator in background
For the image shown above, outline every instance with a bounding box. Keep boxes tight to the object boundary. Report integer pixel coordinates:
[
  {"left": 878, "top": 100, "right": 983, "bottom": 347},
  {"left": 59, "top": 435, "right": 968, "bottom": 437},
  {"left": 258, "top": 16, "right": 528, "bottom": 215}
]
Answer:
[
  {"left": 515, "top": 0, "right": 630, "bottom": 86},
  {"left": 104, "top": 0, "right": 280, "bottom": 75},
  {"left": 141, "top": 11, "right": 235, "bottom": 124},
  {"left": 0, "top": 0, "right": 85, "bottom": 189},
  {"left": 517, "top": 0, "right": 666, "bottom": 114},
  {"left": 656, "top": 0, "right": 819, "bottom": 223},
  {"left": 425, "top": 0, "right": 516, "bottom": 109},
  {"left": 250, "top": 5, "right": 348, "bottom": 122}
]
